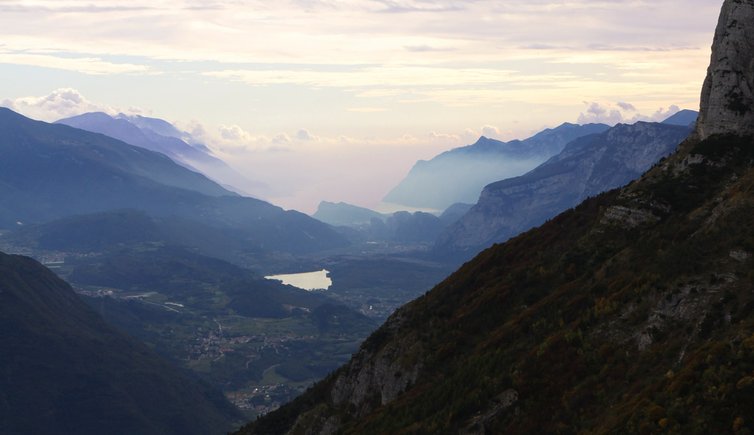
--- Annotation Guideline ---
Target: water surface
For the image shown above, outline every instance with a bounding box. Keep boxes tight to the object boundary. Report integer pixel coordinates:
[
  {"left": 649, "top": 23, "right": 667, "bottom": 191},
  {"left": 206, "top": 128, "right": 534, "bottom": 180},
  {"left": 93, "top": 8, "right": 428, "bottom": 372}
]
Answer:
[{"left": 265, "top": 269, "right": 332, "bottom": 291}]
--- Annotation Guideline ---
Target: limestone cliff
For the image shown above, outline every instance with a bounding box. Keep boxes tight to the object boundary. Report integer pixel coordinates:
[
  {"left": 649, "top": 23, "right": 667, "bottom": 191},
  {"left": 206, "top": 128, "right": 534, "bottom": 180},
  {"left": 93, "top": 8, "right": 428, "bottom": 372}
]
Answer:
[{"left": 697, "top": 0, "right": 754, "bottom": 139}]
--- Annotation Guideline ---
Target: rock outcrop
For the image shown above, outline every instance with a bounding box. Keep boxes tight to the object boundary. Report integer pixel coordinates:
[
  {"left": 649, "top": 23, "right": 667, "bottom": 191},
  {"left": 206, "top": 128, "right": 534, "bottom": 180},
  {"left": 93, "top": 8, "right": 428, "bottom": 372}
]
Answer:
[{"left": 696, "top": 0, "right": 754, "bottom": 139}]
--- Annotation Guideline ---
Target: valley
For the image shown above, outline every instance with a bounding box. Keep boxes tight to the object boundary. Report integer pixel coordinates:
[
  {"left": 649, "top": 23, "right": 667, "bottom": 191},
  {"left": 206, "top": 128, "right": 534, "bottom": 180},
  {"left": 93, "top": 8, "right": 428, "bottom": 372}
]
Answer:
[
  {"left": 0, "top": 104, "right": 696, "bottom": 422},
  {"left": 0, "top": 1, "right": 732, "bottom": 432},
  {"left": 0, "top": 229, "right": 451, "bottom": 416}
]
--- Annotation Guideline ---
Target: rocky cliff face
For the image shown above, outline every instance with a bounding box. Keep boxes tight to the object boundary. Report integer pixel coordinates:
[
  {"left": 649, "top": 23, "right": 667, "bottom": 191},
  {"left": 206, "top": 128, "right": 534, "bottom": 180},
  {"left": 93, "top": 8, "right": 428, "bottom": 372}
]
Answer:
[
  {"left": 283, "top": 313, "right": 425, "bottom": 434},
  {"left": 697, "top": 0, "right": 754, "bottom": 139},
  {"left": 436, "top": 122, "right": 691, "bottom": 257}
]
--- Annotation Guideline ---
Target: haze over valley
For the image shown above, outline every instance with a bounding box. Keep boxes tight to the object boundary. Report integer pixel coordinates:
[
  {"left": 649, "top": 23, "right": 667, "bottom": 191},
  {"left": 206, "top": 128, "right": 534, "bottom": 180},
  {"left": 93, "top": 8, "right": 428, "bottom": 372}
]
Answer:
[{"left": 2, "top": 1, "right": 750, "bottom": 434}]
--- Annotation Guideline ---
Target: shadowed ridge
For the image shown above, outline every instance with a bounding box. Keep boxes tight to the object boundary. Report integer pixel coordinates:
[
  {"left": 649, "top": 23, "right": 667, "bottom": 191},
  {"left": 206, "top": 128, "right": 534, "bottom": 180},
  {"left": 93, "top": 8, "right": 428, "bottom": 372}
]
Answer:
[{"left": 0, "top": 252, "right": 242, "bottom": 435}]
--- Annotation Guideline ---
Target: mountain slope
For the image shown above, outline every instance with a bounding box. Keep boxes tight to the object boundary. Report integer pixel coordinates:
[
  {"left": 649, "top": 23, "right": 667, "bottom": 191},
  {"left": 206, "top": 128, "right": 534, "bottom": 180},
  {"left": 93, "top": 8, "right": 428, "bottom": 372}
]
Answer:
[
  {"left": 63, "top": 243, "right": 378, "bottom": 412},
  {"left": 661, "top": 109, "right": 698, "bottom": 127},
  {"left": 237, "top": 2, "right": 754, "bottom": 433},
  {"left": 0, "top": 108, "right": 231, "bottom": 198},
  {"left": 2, "top": 209, "right": 268, "bottom": 265},
  {"left": 0, "top": 108, "right": 347, "bottom": 254},
  {"left": 0, "top": 209, "right": 378, "bottom": 413},
  {"left": 242, "top": 128, "right": 754, "bottom": 435},
  {"left": 437, "top": 121, "right": 692, "bottom": 257},
  {"left": 56, "top": 112, "right": 262, "bottom": 196},
  {"left": 383, "top": 123, "right": 609, "bottom": 210},
  {"left": 313, "top": 201, "right": 385, "bottom": 227},
  {"left": 57, "top": 112, "right": 206, "bottom": 163},
  {"left": 0, "top": 252, "right": 241, "bottom": 435}
]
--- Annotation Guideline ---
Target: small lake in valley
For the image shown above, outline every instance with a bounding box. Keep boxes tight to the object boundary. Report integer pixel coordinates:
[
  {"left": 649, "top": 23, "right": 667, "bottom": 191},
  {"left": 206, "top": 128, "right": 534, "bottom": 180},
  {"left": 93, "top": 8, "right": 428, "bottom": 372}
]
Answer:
[{"left": 265, "top": 269, "right": 332, "bottom": 291}]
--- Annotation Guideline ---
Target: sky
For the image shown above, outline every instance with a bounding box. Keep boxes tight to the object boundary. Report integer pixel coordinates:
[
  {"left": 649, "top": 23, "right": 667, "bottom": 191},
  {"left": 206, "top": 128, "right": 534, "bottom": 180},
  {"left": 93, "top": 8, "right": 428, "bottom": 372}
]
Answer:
[{"left": 0, "top": 0, "right": 722, "bottom": 213}]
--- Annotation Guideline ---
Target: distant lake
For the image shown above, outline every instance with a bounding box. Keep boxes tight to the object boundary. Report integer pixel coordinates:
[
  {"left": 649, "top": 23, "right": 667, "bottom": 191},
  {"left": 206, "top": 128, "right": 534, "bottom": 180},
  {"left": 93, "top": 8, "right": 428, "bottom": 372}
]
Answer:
[{"left": 265, "top": 269, "right": 332, "bottom": 291}]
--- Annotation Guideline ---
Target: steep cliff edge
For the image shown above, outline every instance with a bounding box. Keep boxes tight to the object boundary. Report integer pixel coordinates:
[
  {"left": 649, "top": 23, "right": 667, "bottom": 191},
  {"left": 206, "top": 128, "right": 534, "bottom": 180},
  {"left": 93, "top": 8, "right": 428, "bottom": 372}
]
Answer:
[
  {"left": 697, "top": 0, "right": 754, "bottom": 139},
  {"left": 237, "top": 2, "right": 754, "bottom": 433}
]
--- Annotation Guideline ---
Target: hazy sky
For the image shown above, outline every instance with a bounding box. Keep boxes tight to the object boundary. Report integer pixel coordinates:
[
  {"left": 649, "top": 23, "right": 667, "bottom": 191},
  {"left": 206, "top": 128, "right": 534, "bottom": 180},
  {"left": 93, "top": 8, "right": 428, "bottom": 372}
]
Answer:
[{"left": 0, "top": 0, "right": 721, "bottom": 212}]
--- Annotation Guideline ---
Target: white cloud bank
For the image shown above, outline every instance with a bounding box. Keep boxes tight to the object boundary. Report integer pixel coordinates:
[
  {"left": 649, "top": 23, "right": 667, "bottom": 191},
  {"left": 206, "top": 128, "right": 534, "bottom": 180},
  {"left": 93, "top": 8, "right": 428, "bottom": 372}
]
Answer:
[
  {"left": 577, "top": 101, "right": 681, "bottom": 125},
  {"left": 0, "top": 88, "right": 150, "bottom": 122},
  {"left": 1, "top": 88, "right": 114, "bottom": 121}
]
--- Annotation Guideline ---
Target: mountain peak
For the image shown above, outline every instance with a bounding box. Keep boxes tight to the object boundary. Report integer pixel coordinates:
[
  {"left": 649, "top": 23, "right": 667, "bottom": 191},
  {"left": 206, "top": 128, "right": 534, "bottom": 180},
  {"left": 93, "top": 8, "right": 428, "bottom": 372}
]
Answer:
[
  {"left": 661, "top": 109, "right": 698, "bottom": 127},
  {"left": 472, "top": 135, "right": 499, "bottom": 145},
  {"left": 696, "top": 0, "right": 754, "bottom": 139}
]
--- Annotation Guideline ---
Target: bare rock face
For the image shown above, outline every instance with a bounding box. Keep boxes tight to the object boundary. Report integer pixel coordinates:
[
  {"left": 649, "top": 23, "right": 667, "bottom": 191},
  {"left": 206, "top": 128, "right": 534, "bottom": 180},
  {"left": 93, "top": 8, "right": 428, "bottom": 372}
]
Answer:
[
  {"left": 328, "top": 312, "right": 423, "bottom": 415},
  {"left": 697, "top": 0, "right": 754, "bottom": 139}
]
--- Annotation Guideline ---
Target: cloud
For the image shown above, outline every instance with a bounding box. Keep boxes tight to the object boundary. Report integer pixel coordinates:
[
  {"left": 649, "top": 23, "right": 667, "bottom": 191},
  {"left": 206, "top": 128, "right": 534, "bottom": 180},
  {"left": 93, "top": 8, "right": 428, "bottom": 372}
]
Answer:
[
  {"left": 1, "top": 88, "right": 119, "bottom": 121},
  {"left": 296, "top": 129, "right": 318, "bottom": 141},
  {"left": 617, "top": 101, "right": 636, "bottom": 112},
  {"left": 481, "top": 125, "right": 502, "bottom": 139},
  {"left": 207, "top": 124, "right": 283, "bottom": 152},
  {"left": 219, "top": 124, "right": 253, "bottom": 142},
  {"left": 0, "top": 50, "right": 151, "bottom": 75},
  {"left": 194, "top": 123, "right": 324, "bottom": 154},
  {"left": 0, "top": 1, "right": 718, "bottom": 70},
  {"left": 0, "top": 0, "right": 718, "bottom": 119},
  {"left": 577, "top": 101, "right": 684, "bottom": 125},
  {"left": 372, "top": 0, "right": 467, "bottom": 13},
  {"left": 577, "top": 102, "right": 624, "bottom": 125},
  {"left": 273, "top": 133, "right": 292, "bottom": 145},
  {"left": 403, "top": 45, "right": 454, "bottom": 52},
  {"left": 203, "top": 66, "right": 515, "bottom": 89},
  {"left": 347, "top": 107, "right": 388, "bottom": 113},
  {"left": 0, "top": 4, "right": 153, "bottom": 13},
  {"left": 645, "top": 105, "right": 681, "bottom": 122}
]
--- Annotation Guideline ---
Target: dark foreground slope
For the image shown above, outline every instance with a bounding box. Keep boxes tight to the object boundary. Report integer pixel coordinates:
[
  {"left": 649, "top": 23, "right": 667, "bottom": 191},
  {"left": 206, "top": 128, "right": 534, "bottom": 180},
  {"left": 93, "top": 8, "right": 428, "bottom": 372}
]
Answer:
[
  {"left": 238, "top": 2, "right": 754, "bottom": 433},
  {"left": 0, "top": 252, "right": 241, "bottom": 435},
  {"left": 248, "top": 137, "right": 754, "bottom": 433},
  {"left": 240, "top": 134, "right": 754, "bottom": 435}
]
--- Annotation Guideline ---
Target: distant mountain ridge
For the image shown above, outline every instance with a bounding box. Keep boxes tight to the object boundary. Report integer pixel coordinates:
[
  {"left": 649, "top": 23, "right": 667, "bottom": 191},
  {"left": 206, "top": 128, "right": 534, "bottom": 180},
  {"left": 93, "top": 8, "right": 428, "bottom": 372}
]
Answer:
[
  {"left": 383, "top": 122, "right": 610, "bottom": 210},
  {"left": 56, "top": 112, "right": 264, "bottom": 197},
  {"left": 436, "top": 121, "right": 693, "bottom": 257},
  {"left": 661, "top": 109, "right": 699, "bottom": 127},
  {"left": 0, "top": 252, "right": 241, "bottom": 435},
  {"left": 0, "top": 108, "right": 347, "bottom": 254},
  {"left": 313, "top": 201, "right": 386, "bottom": 227},
  {"left": 313, "top": 201, "right": 473, "bottom": 244}
]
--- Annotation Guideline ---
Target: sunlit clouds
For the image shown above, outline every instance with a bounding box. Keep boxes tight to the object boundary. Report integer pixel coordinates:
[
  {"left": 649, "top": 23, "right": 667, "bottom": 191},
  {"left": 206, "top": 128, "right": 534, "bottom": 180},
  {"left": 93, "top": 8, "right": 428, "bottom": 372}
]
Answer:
[
  {"left": 1, "top": 88, "right": 118, "bottom": 121},
  {"left": 0, "top": 0, "right": 721, "bottom": 211}
]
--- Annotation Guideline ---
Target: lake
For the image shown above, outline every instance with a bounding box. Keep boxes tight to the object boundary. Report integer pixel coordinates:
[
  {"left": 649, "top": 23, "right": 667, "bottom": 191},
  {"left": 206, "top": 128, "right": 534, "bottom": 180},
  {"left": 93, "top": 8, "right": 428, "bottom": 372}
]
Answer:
[{"left": 265, "top": 269, "right": 332, "bottom": 291}]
